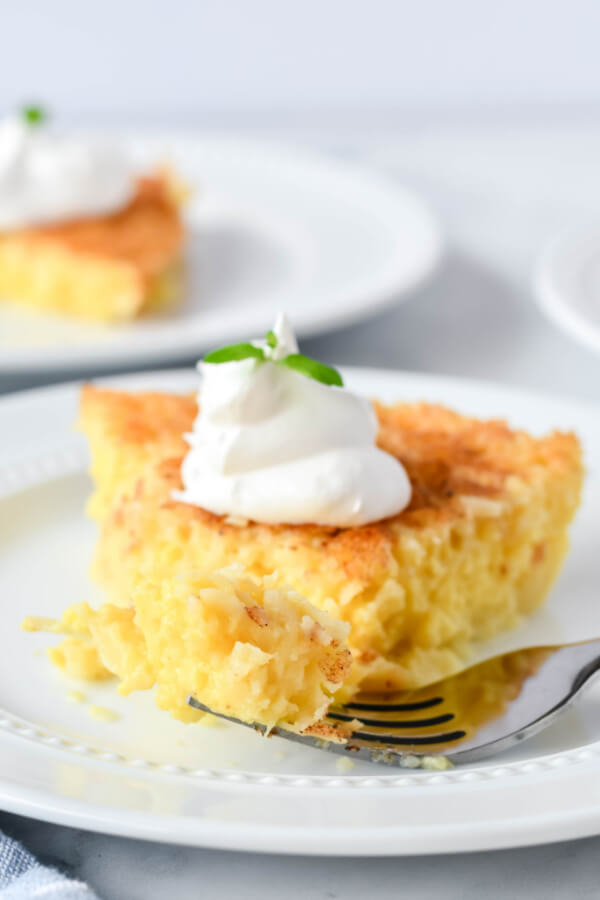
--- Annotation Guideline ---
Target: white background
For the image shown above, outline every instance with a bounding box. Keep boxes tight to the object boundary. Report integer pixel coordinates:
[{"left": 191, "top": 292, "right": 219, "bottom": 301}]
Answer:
[{"left": 1, "top": 0, "right": 600, "bottom": 120}]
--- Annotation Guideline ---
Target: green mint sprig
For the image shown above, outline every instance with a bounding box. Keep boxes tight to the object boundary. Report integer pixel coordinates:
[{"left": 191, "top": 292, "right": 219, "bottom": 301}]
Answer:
[
  {"left": 22, "top": 105, "right": 46, "bottom": 126},
  {"left": 203, "top": 343, "right": 264, "bottom": 363},
  {"left": 277, "top": 353, "right": 343, "bottom": 387},
  {"left": 203, "top": 328, "right": 344, "bottom": 387}
]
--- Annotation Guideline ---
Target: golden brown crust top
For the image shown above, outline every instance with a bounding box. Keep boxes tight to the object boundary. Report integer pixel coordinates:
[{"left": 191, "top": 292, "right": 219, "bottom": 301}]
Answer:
[
  {"left": 80, "top": 386, "right": 582, "bottom": 549},
  {"left": 80, "top": 385, "right": 195, "bottom": 455},
  {"left": 303, "top": 719, "right": 357, "bottom": 741},
  {"left": 11, "top": 175, "right": 184, "bottom": 278},
  {"left": 319, "top": 648, "right": 353, "bottom": 685},
  {"left": 374, "top": 401, "right": 581, "bottom": 527}
]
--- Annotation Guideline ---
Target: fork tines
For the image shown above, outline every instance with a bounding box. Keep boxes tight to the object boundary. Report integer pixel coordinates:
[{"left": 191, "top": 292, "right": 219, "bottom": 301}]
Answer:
[{"left": 326, "top": 696, "right": 467, "bottom": 749}]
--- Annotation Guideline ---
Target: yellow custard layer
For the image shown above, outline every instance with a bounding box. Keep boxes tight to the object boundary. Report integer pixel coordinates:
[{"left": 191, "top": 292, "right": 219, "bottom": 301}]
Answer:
[{"left": 23, "top": 568, "right": 352, "bottom": 733}]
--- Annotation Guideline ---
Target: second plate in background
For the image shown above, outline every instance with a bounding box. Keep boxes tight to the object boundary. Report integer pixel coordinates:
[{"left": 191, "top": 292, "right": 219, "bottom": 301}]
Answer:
[{"left": 0, "top": 134, "right": 441, "bottom": 373}]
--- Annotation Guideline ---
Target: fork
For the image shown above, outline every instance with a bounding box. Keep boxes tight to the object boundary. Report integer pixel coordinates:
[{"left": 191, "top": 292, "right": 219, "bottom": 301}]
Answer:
[{"left": 188, "top": 638, "right": 600, "bottom": 767}]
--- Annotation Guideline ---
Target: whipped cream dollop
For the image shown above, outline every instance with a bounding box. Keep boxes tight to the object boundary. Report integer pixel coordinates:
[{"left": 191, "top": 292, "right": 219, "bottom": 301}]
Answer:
[
  {"left": 0, "top": 116, "right": 135, "bottom": 230},
  {"left": 173, "top": 315, "right": 411, "bottom": 527}
]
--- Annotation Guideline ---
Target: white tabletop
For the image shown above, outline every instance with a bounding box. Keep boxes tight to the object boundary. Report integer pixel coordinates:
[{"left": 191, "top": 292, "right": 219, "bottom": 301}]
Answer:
[{"left": 2, "top": 121, "right": 600, "bottom": 898}]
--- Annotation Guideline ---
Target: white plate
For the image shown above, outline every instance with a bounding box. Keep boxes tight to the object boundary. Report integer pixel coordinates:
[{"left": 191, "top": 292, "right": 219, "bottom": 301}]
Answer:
[
  {"left": 2, "top": 367, "right": 600, "bottom": 856},
  {"left": 534, "top": 227, "right": 600, "bottom": 354},
  {"left": 0, "top": 135, "right": 441, "bottom": 373}
]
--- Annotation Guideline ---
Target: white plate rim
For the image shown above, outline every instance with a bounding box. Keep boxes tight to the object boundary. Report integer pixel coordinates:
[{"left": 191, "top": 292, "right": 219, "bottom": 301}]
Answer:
[
  {"left": 534, "top": 227, "right": 600, "bottom": 355},
  {"left": 2, "top": 366, "right": 600, "bottom": 855}
]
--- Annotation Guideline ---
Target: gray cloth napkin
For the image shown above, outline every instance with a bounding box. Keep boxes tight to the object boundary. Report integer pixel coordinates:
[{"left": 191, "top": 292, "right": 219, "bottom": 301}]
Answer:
[{"left": 0, "top": 830, "right": 100, "bottom": 899}]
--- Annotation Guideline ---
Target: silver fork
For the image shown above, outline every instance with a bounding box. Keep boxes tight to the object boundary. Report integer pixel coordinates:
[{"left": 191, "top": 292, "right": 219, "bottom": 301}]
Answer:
[{"left": 188, "top": 638, "right": 600, "bottom": 767}]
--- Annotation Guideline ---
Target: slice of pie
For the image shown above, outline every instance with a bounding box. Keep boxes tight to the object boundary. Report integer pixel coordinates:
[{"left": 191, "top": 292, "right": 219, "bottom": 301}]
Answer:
[
  {"left": 0, "top": 173, "right": 185, "bottom": 321},
  {"left": 23, "top": 568, "right": 352, "bottom": 733},
  {"left": 79, "top": 386, "right": 583, "bottom": 695}
]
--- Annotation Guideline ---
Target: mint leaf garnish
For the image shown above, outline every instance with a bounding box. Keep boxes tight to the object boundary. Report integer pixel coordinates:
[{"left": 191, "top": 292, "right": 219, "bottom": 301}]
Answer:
[
  {"left": 203, "top": 327, "right": 343, "bottom": 387},
  {"left": 278, "top": 353, "right": 343, "bottom": 387},
  {"left": 22, "top": 105, "right": 46, "bottom": 126},
  {"left": 204, "top": 343, "right": 265, "bottom": 363}
]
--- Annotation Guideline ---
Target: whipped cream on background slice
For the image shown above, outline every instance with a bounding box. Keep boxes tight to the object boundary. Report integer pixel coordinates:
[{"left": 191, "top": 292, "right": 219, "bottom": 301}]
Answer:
[
  {"left": 0, "top": 115, "right": 135, "bottom": 230},
  {"left": 174, "top": 315, "right": 411, "bottom": 527}
]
